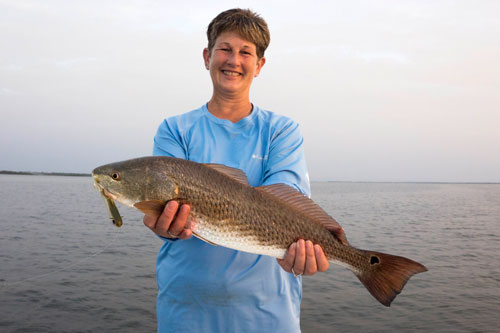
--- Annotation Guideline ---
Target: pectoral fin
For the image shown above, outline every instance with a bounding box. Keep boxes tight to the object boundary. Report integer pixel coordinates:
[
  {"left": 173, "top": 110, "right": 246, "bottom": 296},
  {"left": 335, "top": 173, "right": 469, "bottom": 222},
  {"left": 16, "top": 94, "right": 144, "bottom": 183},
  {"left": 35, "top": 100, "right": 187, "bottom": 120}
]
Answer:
[{"left": 134, "top": 200, "right": 167, "bottom": 217}]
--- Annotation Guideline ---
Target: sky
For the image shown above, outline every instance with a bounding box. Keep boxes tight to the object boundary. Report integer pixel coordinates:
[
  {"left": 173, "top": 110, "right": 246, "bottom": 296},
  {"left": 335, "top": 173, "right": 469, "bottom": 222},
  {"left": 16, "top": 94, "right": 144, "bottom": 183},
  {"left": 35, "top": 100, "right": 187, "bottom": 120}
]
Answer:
[{"left": 1, "top": 0, "right": 499, "bottom": 182}]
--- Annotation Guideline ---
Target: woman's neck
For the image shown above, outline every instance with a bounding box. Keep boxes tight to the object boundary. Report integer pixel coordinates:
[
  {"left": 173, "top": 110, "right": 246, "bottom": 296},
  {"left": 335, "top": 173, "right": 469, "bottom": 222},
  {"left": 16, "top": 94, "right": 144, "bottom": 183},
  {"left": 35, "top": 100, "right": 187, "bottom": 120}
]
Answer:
[{"left": 207, "top": 95, "right": 253, "bottom": 123}]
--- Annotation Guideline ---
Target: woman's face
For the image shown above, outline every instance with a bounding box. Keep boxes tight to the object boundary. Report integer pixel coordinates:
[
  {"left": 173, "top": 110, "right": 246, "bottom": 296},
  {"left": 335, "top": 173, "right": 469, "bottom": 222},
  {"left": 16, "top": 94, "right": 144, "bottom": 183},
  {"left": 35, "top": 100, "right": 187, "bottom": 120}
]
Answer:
[{"left": 203, "top": 31, "right": 266, "bottom": 98}]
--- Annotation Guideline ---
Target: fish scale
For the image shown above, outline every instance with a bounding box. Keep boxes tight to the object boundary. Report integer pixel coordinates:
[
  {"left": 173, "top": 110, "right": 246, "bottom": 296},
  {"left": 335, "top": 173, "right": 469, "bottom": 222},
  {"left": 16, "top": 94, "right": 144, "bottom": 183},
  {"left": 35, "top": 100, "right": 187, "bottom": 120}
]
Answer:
[{"left": 92, "top": 156, "right": 427, "bottom": 306}]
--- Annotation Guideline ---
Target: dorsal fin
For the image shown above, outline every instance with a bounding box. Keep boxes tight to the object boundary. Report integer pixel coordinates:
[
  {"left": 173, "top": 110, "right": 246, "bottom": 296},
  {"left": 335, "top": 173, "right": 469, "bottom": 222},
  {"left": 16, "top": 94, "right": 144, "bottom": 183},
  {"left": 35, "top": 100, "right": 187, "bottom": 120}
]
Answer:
[
  {"left": 204, "top": 164, "right": 250, "bottom": 185},
  {"left": 134, "top": 200, "right": 166, "bottom": 217},
  {"left": 256, "top": 184, "right": 348, "bottom": 245}
]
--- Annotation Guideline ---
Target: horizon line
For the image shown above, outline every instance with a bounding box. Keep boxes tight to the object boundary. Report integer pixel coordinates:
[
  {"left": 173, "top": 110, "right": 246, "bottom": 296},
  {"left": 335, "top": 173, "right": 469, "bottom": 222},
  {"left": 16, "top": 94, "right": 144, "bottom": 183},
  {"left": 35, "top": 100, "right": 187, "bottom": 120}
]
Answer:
[{"left": 1, "top": 170, "right": 499, "bottom": 184}]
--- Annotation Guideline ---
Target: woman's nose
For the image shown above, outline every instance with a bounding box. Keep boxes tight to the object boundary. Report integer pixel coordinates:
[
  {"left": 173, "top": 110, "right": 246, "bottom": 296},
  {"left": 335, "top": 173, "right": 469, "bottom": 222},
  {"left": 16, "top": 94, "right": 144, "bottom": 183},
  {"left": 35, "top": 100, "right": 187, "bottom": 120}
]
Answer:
[{"left": 226, "top": 51, "right": 241, "bottom": 66}]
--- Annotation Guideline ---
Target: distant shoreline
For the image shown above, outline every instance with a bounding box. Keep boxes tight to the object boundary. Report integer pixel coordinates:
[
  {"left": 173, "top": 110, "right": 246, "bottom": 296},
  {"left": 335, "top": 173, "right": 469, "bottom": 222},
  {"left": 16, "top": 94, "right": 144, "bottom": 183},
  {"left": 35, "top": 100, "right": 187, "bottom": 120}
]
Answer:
[
  {"left": 0, "top": 171, "right": 497, "bottom": 183},
  {"left": 0, "top": 170, "right": 91, "bottom": 177}
]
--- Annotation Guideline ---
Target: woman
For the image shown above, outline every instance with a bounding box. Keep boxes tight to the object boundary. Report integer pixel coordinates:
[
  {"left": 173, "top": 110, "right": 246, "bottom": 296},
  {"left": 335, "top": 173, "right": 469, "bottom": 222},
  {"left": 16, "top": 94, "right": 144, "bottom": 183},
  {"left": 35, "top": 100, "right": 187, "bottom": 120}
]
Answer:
[{"left": 143, "top": 8, "right": 344, "bottom": 332}]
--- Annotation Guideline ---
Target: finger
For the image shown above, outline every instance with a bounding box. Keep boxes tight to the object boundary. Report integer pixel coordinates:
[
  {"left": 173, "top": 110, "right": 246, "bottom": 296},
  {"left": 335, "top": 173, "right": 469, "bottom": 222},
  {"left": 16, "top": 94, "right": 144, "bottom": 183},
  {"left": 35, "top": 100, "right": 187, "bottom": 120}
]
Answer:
[
  {"left": 155, "top": 201, "right": 179, "bottom": 235},
  {"left": 175, "top": 205, "right": 192, "bottom": 239},
  {"left": 304, "top": 240, "right": 317, "bottom": 275},
  {"left": 277, "top": 242, "right": 297, "bottom": 273},
  {"left": 177, "top": 227, "right": 193, "bottom": 240},
  {"left": 293, "top": 239, "right": 306, "bottom": 275},
  {"left": 314, "top": 244, "right": 330, "bottom": 272},
  {"left": 168, "top": 204, "right": 190, "bottom": 236},
  {"left": 143, "top": 214, "right": 157, "bottom": 230}
]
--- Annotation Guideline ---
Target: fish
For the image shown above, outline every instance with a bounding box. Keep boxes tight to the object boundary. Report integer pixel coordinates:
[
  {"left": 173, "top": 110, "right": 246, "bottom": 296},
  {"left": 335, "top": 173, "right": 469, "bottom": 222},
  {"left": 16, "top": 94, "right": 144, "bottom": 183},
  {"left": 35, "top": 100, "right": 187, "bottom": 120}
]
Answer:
[{"left": 92, "top": 156, "right": 427, "bottom": 306}]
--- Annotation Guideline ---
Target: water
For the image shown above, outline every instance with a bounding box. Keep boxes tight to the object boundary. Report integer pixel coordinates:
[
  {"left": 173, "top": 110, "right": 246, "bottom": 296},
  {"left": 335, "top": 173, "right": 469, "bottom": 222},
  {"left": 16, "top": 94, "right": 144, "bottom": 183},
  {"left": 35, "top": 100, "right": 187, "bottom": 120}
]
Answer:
[
  {"left": 301, "top": 182, "right": 500, "bottom": 332},
  {"left": 1, "top": 175, "right": 499, "bottom": 332}
]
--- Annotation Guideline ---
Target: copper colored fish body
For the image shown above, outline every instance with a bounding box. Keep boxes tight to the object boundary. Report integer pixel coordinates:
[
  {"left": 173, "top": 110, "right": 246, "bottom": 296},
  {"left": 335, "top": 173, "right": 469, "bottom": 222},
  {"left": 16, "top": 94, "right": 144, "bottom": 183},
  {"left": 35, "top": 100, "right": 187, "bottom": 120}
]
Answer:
[{"left": 92, "top": 156, "right": 427, "bottom": 306}]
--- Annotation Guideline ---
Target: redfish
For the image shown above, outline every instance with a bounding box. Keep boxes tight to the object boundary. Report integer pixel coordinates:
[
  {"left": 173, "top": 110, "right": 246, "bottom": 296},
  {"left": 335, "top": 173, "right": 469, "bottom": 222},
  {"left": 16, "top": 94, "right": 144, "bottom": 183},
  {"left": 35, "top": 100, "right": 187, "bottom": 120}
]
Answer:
[{"left": 92, "top": 156, "right": 427, "bottom": 306}]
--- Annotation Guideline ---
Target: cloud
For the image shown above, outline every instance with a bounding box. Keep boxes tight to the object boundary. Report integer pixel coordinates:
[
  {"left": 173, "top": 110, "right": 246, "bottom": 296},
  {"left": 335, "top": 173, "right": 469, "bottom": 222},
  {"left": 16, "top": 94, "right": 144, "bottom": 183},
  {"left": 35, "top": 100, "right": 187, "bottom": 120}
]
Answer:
[
  {"left": 55, "top": 57, "right": 99, "bottom": 69},
  {"left": 0, "top": 0, "right": 48, "bottom": 12},
  {"left": 0, "top": 87, "right": 21, "bottom": 96},
  {"left": 0, "top": 64, "right": 23, "bottom": 71},
  {"left": 337, "top": 45, "right": 411, "bottom": 64},
  {"left": 284, "top": 44, "right": 411, "bottom": 65},
  {"left": 356, "top": 51, "right": 411, "bottom": 64}
]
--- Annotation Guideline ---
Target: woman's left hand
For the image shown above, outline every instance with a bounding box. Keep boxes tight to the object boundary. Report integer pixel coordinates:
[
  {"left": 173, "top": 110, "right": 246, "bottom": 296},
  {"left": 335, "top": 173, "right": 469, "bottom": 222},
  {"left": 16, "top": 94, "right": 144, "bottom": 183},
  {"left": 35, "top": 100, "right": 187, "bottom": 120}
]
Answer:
[{"left": 277, "top": 239, "right": 329, "bottom": 276}]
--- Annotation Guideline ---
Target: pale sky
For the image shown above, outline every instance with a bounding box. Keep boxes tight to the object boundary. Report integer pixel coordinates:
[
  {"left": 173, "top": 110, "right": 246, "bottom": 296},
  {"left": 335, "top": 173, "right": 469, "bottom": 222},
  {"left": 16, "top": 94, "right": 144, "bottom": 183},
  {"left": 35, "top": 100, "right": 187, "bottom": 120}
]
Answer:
[{"left": 1, "top": 0, "right": 499, "bottom": 182}]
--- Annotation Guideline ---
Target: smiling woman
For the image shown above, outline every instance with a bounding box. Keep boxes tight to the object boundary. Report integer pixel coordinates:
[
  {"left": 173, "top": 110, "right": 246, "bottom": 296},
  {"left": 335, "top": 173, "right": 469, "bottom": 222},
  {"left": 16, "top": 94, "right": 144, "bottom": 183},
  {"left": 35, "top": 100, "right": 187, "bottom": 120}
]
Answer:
[
  {"left": 141, "top": 8, "right": 345, "bottom": 333},
  {"left": 203, "top": 31, "right": 266, "bottom": 118},
  {"left": 201, "top": 8, "right": 269, "bottom": 123}
]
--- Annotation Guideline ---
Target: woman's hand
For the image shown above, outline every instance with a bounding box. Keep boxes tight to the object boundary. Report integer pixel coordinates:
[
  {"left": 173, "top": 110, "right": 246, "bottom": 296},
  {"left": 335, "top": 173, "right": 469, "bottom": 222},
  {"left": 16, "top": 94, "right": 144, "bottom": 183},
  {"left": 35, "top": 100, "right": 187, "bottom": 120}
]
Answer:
[
  {"left": 277, "top": 221, "right": 346, "bottom": 276},
  {"left": 277, "top": 239, "right": 329, "bottom": 276},
  {"left": 143, "top": 201, "right": 193, "bottom": 239}
]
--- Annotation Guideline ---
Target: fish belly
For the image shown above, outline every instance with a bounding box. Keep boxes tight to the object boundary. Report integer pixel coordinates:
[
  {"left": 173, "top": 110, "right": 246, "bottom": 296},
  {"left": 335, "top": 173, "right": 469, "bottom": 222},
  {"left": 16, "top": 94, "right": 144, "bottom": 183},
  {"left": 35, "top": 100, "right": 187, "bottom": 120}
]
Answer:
[{"left": 193, "top": 218, "right": 288, "bottom": 259}]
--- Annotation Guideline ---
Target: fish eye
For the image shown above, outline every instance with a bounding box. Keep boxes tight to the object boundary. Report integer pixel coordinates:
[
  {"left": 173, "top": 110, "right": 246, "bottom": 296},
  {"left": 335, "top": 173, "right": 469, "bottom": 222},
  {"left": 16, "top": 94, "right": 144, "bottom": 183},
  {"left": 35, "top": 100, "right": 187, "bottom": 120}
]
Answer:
[{"left": 111, "top": 172, "right": 121, "bottom": 181}]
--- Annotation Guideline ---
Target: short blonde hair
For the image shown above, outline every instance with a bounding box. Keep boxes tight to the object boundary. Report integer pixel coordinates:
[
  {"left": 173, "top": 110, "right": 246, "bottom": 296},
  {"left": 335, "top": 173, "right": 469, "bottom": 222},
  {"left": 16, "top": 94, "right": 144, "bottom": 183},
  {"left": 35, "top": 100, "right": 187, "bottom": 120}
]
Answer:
[{"left": 207, "top": 8, "right": 270, "bottom": 58}]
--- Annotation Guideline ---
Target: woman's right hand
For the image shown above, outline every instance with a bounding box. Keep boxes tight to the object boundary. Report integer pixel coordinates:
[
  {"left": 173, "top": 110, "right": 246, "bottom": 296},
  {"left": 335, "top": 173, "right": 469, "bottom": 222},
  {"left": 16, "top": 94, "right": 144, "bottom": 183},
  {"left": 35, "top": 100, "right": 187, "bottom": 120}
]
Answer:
[{"left": 143, "top": 201, "right": 193, "bottom": 239}]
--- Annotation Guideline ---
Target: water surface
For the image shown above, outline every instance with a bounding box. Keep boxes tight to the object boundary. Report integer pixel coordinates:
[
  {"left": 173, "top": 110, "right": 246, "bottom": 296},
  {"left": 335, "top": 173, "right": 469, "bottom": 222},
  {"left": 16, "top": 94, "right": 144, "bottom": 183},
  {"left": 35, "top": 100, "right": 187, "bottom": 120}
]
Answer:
[{"left": 1, "top": 175, "right": 499, "bottom": 332}]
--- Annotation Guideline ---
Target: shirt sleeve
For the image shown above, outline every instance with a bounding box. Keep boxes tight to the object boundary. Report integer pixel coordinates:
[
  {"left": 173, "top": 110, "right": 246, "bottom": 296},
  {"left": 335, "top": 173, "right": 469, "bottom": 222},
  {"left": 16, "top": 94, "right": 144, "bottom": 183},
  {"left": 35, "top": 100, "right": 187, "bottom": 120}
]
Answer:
[
  {"left": 153, "top": 118, "right": 188, "bottom": 159},
  {"left": 262, "top": 119, "right": 311, "bottom": 197}
]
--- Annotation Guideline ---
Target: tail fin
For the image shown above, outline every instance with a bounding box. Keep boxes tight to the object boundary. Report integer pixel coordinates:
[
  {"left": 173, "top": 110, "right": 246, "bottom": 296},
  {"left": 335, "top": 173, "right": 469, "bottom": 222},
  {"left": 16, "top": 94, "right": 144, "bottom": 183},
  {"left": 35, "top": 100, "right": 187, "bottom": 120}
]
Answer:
[{"left": 355, "top": 250, "right": 427, "bottom": 306}]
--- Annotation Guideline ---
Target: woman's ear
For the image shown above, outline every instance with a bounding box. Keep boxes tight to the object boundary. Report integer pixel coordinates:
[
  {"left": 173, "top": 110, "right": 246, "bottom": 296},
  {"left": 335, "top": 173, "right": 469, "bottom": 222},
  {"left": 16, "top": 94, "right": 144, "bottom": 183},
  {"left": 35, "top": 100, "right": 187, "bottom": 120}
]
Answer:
[
  {"left": 254, "top": 56, "right": 266, "bottom": 77},
  {"left": 203, "top": 48, "right": 210, "bottom": 70}
]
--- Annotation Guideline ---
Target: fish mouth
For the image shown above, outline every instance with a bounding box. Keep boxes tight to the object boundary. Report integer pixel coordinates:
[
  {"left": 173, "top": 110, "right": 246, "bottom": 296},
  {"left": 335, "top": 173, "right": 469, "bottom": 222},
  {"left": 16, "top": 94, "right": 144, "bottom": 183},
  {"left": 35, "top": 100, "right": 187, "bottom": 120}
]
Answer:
[
  {"left": 102, "top": 188, "right": 118, "bottom": 200},
  {"left": 93, "top": 180, "right": 118, "bottom": 201}
]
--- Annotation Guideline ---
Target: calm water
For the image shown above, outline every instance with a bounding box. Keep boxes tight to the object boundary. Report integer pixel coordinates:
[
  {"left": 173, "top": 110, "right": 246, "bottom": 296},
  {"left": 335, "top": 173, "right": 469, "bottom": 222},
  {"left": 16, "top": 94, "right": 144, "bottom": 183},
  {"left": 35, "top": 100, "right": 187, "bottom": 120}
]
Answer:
[{"left": 0, "top": 175, "right": 499, "bottom": 332}]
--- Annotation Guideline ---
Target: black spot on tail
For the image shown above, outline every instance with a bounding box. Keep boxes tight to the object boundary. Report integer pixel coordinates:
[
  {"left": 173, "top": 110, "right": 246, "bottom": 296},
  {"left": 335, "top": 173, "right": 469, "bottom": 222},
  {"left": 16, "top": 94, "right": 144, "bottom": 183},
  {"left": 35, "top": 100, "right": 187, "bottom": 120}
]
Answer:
[{"left": 370, "top": 255, "right": 380, "bottom": 265}]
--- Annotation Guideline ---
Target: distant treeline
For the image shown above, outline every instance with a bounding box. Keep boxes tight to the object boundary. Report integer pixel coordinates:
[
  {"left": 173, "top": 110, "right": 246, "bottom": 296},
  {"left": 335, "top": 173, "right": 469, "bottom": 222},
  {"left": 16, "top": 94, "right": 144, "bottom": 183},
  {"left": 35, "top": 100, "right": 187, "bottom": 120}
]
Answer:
[{"left": 0, "top": 170, "right": 91, "bottom": 177}]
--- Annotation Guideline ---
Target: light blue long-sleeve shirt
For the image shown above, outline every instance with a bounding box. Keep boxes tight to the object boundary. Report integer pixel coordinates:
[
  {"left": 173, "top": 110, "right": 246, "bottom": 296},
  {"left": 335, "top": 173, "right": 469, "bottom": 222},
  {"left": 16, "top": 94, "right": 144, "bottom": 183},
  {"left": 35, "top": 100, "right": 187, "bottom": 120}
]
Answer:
[{"left": 153, "top": 104, "right": 310, "bottom": 332}]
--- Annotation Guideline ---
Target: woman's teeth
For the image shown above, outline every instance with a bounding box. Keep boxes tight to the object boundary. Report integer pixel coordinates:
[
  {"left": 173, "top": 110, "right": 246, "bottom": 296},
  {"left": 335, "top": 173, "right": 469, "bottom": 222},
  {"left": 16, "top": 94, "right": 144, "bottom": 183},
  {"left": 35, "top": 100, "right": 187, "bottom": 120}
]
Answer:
[{"left": 222, "top": 70, "right": 240, "bottom": 76}]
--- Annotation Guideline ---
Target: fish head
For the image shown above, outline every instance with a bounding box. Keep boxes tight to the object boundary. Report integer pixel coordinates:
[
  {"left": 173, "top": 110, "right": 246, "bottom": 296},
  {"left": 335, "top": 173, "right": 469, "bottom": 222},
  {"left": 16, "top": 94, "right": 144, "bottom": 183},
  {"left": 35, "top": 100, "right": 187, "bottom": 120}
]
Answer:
[{"left": 92, "top": 157, "right": 179, "bottom": 207}]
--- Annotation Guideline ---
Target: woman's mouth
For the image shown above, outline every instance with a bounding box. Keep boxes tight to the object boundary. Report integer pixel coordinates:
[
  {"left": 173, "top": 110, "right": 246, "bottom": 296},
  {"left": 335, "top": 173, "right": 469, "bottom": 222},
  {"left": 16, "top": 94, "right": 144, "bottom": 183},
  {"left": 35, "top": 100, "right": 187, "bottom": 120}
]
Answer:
[{"left": 222, "top": 70, "right": 241, "bottom": 76}]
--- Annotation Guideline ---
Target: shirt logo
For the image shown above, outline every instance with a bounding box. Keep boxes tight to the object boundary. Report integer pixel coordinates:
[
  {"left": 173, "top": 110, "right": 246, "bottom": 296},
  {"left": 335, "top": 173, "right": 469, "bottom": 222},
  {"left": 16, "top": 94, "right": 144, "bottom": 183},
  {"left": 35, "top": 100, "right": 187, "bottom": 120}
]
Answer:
[{"left": 252, "top": 154, "right": 268, "bottom": 161}]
